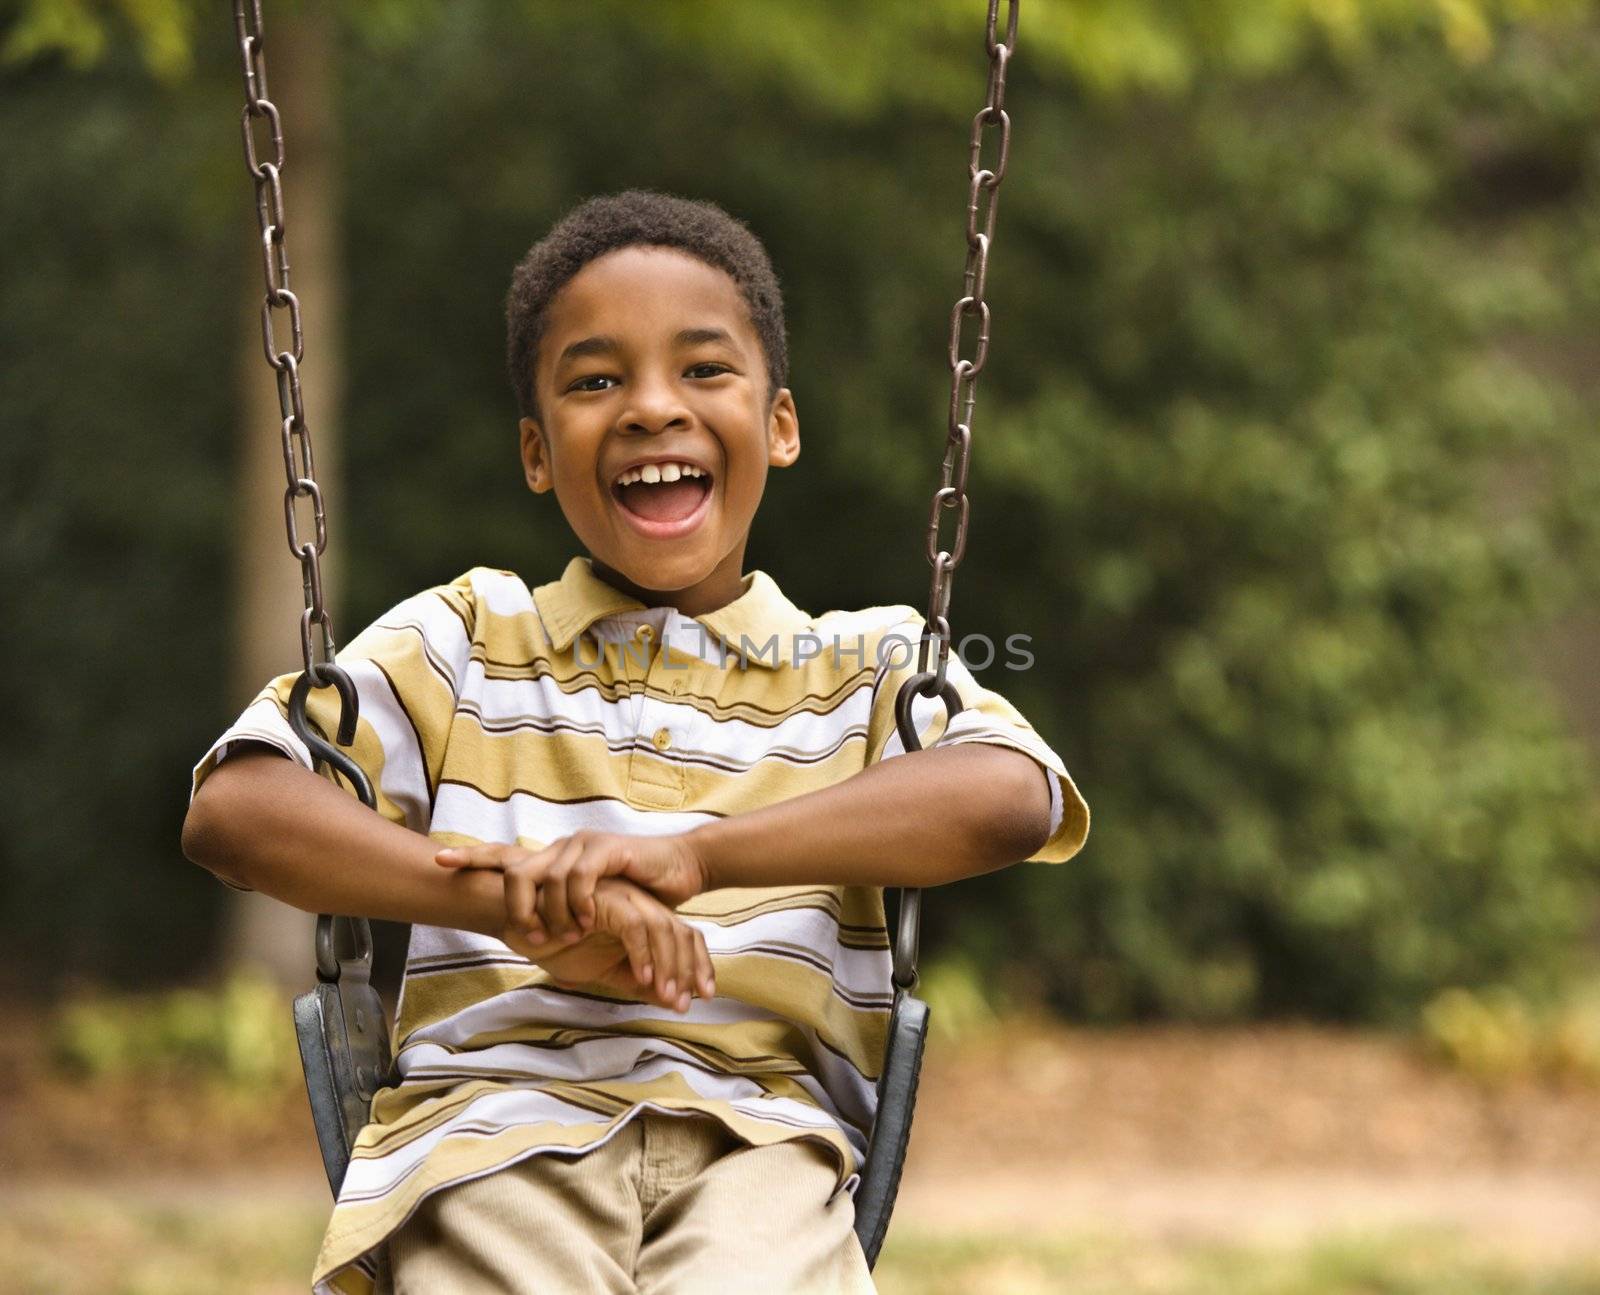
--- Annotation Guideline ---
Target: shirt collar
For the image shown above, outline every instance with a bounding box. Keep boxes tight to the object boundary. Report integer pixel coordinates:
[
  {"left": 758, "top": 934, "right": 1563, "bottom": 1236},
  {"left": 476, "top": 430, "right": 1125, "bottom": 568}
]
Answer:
[{"left": 533, "top": 556, "right": 811, "bottom": 670}]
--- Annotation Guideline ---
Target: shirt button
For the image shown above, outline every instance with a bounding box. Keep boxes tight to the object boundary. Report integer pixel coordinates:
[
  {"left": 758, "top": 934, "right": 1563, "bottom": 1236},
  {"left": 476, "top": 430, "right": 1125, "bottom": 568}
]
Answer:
[
  {"left": 652, "top": 727, "right": 672, "bottom": 751},
  {"left": 636, "top": 624, "right": 654, "bottom": 642}
]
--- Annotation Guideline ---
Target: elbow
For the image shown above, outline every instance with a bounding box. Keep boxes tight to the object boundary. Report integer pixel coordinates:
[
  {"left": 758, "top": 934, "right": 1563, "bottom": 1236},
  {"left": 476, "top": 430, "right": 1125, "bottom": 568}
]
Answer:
[
  {"left": 929, "top": 746, "right": 1055, "bottom": 884},
  {"left": 182, "top": 784, "right": 253, "bottom": 890},
  {"left": 984, "top": 752, "right": 1053, "bottom": 866},
  {"left": 1017, "top": 811, "right": 1053, "bottom": 861},
  {"left": 990, "top": 813, "right": 1050, "bottom": 869}
]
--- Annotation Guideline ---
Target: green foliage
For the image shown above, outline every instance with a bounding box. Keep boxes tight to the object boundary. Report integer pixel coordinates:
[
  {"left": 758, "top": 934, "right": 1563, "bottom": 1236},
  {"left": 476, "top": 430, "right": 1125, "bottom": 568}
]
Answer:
[
  {"left": 2, "top": 1, "right": 1599, "bottom": 1022},
  {"left": 1420, "top": 984, "right": 1600, "bottom": 1085},
  {"left": 977, "top": 32, "right": 1600, "bottom": 1021},
  {"left": 2, "top": 0, "right": 193, "bottom": 78},
  {"left": 918, "top": 954, "right": 1004, "bottom": 1043},
  {"left": 50, "top": 973, "right": 299, "bottom": 1090},
  {"left": 0, "top": 33, "right": 235, "bottom": 988},
  {"left": 10, "top": 0, "right": 1600, "bottom": 95}
]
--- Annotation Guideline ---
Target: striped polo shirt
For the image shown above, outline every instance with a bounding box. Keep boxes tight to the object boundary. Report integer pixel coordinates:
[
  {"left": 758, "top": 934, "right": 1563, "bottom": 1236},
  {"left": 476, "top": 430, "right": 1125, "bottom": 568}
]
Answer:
[{"left": 191, "top": 556, "right": 1089, "bottom": 1294}]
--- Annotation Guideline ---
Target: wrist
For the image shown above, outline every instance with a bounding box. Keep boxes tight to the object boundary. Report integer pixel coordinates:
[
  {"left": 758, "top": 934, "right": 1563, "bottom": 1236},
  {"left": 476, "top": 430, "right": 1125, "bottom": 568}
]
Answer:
[
  {"left": 443, "top": 863, "right": 512, "bottom": 938},
  {"left": 685, "top": 819, "right": 736, "bottom": 893}
]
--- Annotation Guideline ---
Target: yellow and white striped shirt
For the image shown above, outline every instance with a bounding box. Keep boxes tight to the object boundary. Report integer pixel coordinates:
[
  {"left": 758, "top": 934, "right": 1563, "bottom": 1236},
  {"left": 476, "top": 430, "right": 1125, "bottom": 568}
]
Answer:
[{"left": 191, "top": 556, "right": 1089, "bottom": 1294}]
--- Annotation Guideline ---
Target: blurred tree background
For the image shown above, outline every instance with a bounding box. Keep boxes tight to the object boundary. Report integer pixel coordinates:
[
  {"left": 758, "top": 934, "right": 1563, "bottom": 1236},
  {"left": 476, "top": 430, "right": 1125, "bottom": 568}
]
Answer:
[{"left": 4, "top": 0, "right": 1600, "bottom": 1025}]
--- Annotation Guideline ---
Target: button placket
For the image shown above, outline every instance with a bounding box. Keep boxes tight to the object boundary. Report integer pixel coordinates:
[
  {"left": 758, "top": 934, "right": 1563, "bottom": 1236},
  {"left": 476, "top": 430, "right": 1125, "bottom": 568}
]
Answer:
[
  {"left": 639, "top": 683, "right": 671, "bottom": 757},
  {"left": 643, "top": 627, "right": 683, "bottom": 752},
  {"left": 626, "top": 622, "right": 656, "bottom": 676},
  {"left": 622, "top": 617, "right": 687, "bottom": 809}
]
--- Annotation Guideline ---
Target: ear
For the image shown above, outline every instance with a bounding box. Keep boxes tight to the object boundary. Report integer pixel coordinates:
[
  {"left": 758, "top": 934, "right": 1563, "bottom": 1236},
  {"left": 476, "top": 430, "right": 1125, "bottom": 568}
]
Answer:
[
  {"left": 519, "top": 416, "right": 554, "bottom": 493},
  {"left": 766, "top": 389, "right": 800, "bottom": 469}
]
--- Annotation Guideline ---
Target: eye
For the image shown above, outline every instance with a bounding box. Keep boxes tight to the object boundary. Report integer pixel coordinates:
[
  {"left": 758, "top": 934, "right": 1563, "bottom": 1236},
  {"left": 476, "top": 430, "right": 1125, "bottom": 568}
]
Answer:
[
  {"left": 567, "top": 374, "right": 617, "bottom": 393},
  {"left": 686, "top": 362, "right": 732, "bottom": 379}
]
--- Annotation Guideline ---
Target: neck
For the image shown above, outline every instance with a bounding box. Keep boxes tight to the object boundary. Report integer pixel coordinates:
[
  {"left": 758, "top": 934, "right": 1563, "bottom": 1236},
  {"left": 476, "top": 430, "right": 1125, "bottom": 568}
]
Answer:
[{"left": 589, "top": 550, "right": 749, "bottom": 618}]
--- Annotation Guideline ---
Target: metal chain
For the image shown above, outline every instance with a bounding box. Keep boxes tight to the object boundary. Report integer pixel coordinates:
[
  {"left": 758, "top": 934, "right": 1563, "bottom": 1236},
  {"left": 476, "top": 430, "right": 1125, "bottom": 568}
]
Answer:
[
  {"left": 233, "top": 1, "right": 377, "bottom": 1004},
  {"left": 890, "top": 0, "right": 1019, "bottom": 995},
  {"left": 915, "top": 0, "right": 1018, "bottom": 692},
  {"left": 233, "top": 0, "right": 337, "bottom": 677}
]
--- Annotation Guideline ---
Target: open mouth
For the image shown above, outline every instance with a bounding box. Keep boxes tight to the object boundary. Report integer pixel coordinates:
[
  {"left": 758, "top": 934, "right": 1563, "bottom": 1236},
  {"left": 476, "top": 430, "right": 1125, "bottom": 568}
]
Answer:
[{"left": 610, "top": 460, "right": 714, "bottom": 535}]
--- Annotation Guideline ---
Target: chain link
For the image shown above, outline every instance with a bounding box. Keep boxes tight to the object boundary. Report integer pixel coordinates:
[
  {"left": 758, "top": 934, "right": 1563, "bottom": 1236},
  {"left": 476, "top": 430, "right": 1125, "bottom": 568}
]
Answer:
[
  {"left": 234, "top": 0, "right": 337, "bottom": 675},
  {"left": 915, "top": 0, "right": 1018, "bottom": 691}
]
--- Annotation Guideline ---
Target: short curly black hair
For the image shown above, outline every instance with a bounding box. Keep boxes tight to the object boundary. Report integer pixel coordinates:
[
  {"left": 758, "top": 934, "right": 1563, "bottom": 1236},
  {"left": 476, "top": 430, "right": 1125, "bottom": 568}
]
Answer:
[{"left": 505, "top": 189, "right": 788, "bottom": 422}]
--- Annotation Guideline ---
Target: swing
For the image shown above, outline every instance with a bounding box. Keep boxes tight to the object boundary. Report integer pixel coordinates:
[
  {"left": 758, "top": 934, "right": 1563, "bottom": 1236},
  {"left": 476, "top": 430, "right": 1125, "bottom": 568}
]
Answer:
[{"left": 230, "top": 0, "right": 1021, "bottom": 1270}]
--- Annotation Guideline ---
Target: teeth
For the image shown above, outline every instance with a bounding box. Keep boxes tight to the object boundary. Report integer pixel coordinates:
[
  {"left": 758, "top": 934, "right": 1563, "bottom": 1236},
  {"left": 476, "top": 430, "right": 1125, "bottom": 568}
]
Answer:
[{"left": 613, "top": 462, "right": 706, "bottom": 487}]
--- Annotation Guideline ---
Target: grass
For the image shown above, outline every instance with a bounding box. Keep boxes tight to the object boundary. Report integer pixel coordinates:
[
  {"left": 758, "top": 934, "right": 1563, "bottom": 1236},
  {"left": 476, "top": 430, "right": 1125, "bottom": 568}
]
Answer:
[
  {"left": 0, "top": 1188, "right": 326, "bottom": 1295},
  {"left": 3, "top": 1188, "right": 1598, "bottom": 1295},
  {"left": 876, "top": 1231, "right": 1600, "bottom": 1295}
]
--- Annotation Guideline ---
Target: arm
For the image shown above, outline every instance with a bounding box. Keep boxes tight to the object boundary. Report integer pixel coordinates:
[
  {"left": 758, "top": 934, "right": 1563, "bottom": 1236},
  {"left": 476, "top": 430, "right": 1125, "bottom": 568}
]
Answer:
[
  {"left": 183, "top": 745, "right": 504, "bottom": 934},
  {"left": 436, "top": 743, "right": 1056, "bottom": 943},
  {"left": 182, "top": 746, "right": 713, "bottom": 1010},
  {"left": 688, "top": 743, "right": 1055, "bottom": 891}
]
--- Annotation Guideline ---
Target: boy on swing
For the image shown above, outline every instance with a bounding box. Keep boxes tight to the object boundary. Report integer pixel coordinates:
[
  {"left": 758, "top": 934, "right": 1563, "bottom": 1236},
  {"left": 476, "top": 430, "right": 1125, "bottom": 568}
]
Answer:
[{"left": 184, "top": 190, "right": 1088, "bottom": 1295}]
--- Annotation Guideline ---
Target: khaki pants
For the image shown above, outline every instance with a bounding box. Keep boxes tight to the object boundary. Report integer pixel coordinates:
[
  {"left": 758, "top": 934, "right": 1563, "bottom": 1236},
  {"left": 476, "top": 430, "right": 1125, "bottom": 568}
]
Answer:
[{"left": 379, "top": 1108, "right": 876, "bottom": 1294}]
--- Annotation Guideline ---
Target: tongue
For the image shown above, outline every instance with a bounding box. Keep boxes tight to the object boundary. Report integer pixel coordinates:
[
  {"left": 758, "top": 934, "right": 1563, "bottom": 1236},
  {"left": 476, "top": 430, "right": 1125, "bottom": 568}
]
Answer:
[{"left": 617, "top": 477, "right": 709, "bottom": 523}]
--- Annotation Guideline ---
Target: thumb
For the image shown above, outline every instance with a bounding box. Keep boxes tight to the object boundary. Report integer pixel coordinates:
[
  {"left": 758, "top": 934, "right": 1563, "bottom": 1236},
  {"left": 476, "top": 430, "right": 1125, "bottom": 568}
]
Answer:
[{"left": 434, "top": 845, "right": 510, "bottom": 869}]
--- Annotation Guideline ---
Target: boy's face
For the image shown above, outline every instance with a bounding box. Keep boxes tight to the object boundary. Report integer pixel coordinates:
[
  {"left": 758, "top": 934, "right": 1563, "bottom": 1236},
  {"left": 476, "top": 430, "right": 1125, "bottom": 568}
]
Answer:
[{"left": 520, "top": 245, "right": 799, "bottom": 615}]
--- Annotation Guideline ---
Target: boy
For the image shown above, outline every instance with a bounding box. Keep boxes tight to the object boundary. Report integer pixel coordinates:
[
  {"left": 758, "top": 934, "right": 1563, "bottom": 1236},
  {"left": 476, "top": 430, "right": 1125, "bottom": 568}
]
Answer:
[{"left": 183, "top": 190, "right": 1089, "bottom": 1294}]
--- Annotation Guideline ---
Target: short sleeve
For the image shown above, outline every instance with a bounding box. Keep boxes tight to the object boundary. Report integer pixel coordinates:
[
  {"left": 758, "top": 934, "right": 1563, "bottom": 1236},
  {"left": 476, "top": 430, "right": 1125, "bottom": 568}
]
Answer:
[
  {"left": 863, "top": 610, "right": 1089, "bottom": 864},
  {"left": 189, "top": 571, "right": 478, "bottom": 844}
]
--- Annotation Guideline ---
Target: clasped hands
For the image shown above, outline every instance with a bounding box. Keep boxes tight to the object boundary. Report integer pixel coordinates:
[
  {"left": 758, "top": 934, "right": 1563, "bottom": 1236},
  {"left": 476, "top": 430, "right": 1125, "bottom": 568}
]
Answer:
[{"left": 436, "top": 831, "right": 713, "bottom": 1015}]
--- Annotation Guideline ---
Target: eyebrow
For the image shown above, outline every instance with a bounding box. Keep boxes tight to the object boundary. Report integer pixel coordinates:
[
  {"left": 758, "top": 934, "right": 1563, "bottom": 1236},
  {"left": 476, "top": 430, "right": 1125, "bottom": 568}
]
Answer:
[
  {"left": 557, "top": 335, "right": 620, "bottom": 366},
  {"left": 675, "top": 327, "right": 734, "bottom": 348},
  {"left": 556, "top": 327, "right": 736, "bottom": 369}
]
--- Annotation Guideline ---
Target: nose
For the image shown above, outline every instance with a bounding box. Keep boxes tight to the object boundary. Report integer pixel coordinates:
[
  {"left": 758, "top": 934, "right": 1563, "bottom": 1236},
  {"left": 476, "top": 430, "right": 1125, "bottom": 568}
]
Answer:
[{"left": 618, "top": 369, "right": 691, "bottom": 436}]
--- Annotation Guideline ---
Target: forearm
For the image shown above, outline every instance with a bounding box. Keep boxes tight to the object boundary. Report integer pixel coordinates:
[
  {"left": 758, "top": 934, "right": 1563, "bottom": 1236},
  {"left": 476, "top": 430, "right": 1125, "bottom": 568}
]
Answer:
[
  {"left": 689, "top": 743, "right": 1054, "bottom": 891},
  {"left": 181, "top": 746, "right": 503, "bottom": 936}
]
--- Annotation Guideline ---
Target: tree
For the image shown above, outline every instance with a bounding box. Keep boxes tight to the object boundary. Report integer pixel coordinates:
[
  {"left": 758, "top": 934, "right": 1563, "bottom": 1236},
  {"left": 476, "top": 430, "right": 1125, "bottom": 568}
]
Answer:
[
  {"left": 2, "top": 0, "right": 346, "bottom": 985},
  {"left": 4, "top": 0, "right": 1599, "bottom": 1021}
]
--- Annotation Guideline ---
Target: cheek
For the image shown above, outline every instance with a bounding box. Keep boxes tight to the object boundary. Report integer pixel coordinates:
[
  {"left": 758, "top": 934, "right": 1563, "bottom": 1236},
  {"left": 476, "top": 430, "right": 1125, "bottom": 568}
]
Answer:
[
  {"left": 722, "top": 456, "right": 768, "bottom": 504},
  {"left": 704, "top": 382, "right": 763, "bottom": 426}
]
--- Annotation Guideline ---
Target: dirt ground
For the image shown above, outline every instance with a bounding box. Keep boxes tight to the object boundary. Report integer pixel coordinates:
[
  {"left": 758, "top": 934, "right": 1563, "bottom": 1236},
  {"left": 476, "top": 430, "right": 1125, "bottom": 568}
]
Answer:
[
  {"left": 901, "top": 1020, "right": 1600, "bottom": 1256},
  {"left": 4, "top": 1011, "right": 1599, "bottom": 1255}
]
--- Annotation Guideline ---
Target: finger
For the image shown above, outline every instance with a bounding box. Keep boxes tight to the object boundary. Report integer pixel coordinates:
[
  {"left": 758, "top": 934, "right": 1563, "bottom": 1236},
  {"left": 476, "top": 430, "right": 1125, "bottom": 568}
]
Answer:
[
  {"left": 621, "top": 890, "right": 672, "bottom": 1007},
  {"left": 670, "top": 923, "right": 698, "bottom": 1013},
  {"left": 611, "top": 890, "right": 662, "bottom": 998},
  {"left": 644, "top": 907, "right": 679, "bottom": 1009},
  {"left": 570, "top": 841, "right": 623, "bottom": 937},
  {"left": 611, "top": 898, "right": 654, "bottom": 989},
  {"left": 505, "top": 869, "right": 543, "bottom": 944},
  {"left": 553, "top": 838, "right": 599, "bottom": 939},
  {"left": 690, "top": 926, "right": 716, "bottom": 1001},
  {"left": 435, "top": 843, "right": 518, "bottom": 869},
  {"left": 677, "top": 922, "right": 705, "bottom": 1012},
  {"left": 538, "top": 838, "right": 586, "bottom": 945}
]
